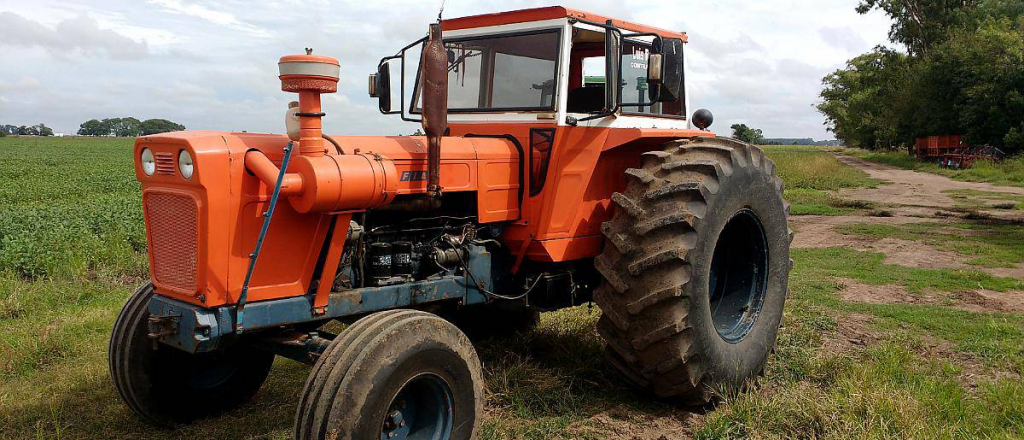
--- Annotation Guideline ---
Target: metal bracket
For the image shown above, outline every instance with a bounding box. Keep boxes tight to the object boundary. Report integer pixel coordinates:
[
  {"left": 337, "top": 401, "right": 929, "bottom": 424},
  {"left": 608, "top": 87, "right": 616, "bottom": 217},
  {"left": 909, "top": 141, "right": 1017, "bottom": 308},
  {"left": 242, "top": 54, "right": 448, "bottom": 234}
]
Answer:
[
  {"left": 237, "top": 141, "right": 295, "bottom": 334},
  {"left": 147, "top": 313, "right": 180, "bottom": 340}
]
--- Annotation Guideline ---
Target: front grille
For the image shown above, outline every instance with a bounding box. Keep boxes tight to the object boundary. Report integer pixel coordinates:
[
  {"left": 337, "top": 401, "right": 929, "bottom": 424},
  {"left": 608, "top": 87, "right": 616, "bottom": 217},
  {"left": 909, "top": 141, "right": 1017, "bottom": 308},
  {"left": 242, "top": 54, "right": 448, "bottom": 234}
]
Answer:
[
  {"left": 154, "top": 152, "right": 176, "bottom": 176},
  {"left": 144, "top": 192, "right": 198, "bottom": 294}
]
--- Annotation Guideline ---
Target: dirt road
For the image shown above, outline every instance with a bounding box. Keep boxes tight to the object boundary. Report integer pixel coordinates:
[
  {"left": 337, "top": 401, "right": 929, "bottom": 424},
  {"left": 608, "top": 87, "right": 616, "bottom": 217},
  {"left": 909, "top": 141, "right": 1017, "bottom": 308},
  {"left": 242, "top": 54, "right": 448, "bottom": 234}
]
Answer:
[
  {"left": 836, "top": 155, "right": 1024, "bottom": 216},
  {"left": 791, "top": 154, "right": 1024, "bottom": 310}
]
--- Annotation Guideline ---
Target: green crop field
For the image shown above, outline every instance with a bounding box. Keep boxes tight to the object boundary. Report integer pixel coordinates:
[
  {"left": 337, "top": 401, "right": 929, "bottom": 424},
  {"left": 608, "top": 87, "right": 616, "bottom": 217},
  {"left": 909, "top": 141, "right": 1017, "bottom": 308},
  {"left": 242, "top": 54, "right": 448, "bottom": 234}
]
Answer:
[{"left": 1, "top": 138, "right": 1023, "bottom": 439}]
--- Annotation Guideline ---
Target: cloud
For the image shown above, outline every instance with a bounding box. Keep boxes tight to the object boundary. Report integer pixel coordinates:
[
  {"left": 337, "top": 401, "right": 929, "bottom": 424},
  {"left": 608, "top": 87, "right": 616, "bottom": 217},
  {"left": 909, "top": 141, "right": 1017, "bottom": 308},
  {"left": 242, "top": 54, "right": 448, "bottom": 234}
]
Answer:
[
  {"left": 148, "top": 0, "right": 271, "bottom": 38},
  {"left": 819, "top": 26, "right": 869, "bottom": 53},
  {"left": 0, "top": 0, "right": 895, "bottom": 139},
  {"left": 0, "top": 76, "right": 42, "bottom": 92},
  {"left": 0, "top": 12, "right": 148, "bottom": 60},
  {"left": 693, "top": 34, "right": 765, "bottom": 58}
]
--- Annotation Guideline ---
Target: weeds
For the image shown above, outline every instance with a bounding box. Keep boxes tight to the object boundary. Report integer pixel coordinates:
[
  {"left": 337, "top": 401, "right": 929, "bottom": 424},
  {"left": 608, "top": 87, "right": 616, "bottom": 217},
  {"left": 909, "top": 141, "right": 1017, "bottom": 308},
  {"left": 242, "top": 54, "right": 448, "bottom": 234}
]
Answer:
[{"left": 762, "top": 146, "right": 881, "bottom": 215}]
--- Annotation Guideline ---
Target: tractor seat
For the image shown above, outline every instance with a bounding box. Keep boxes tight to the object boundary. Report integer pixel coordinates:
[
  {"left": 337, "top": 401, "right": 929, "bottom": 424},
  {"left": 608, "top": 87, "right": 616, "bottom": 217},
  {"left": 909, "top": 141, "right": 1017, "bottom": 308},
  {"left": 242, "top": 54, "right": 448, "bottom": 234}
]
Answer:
[{"left": 567, "top": 85, "right": 604, "bottom": 113}]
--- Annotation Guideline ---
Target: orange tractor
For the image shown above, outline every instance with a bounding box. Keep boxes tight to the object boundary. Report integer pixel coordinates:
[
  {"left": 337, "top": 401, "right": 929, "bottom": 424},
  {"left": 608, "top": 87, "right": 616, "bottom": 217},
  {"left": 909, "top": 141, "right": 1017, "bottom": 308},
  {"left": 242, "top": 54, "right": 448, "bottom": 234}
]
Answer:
[{"left": 110, "top": 6, "right": 791, "bottom": 439}]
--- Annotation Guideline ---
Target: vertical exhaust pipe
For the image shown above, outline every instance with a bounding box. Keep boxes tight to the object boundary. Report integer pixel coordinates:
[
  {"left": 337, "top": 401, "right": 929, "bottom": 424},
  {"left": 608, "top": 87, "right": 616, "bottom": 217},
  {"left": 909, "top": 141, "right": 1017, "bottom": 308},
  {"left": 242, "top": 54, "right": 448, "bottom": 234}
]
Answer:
[{"left": 421, "top": 22, "right": 448, "bottom": 206}]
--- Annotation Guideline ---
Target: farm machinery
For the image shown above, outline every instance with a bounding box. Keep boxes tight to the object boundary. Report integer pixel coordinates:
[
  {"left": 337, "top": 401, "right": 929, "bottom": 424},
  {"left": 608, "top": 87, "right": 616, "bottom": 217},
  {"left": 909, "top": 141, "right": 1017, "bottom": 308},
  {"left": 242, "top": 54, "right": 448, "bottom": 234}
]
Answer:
[
  {"left": 109, "top": 6, "right": 792, "bottom": 439},
  {"left": 913, "top": 135, "right": 1005, "bottom": 168}
]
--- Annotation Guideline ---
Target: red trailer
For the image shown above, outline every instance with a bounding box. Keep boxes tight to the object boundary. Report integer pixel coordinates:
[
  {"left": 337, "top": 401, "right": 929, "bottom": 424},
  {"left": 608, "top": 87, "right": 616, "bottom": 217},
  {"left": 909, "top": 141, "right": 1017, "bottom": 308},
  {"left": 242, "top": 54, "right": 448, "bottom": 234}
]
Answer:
[
  {"left": 915, "top": 135, "right": 973, "bottom": 168},
  {"left": 913, "top": 135, "right": 1005, "bottom": 168}
]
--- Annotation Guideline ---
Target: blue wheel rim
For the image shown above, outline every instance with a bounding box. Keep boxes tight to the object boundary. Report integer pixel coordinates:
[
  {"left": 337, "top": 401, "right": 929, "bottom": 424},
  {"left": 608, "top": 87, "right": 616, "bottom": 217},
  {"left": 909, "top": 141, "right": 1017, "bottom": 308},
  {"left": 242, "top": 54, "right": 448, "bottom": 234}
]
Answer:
[
  {"left": 381, "top": 373, "right": 454, "bottom": 440},
  {"left": 708, "top": 209, "right": 769, "bottom": 343}
]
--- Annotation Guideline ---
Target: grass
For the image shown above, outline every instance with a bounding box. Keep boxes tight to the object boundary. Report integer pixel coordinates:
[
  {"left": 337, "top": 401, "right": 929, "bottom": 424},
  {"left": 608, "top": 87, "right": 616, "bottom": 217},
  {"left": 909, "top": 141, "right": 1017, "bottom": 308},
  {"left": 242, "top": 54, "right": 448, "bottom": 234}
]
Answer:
[
  {"left": 944, "top": 189, "right": 1024, "bottom": 211},
  {"left": 2, "top": 137, "right": 1023, "bottom": 439},
  {"left": 837, "top": 222, "right": 1024, "bottom": 269},
  {"left": 762, "top": 145, "right": 881, "bottom": 215},
  {"left": 848, "top": 148, "right": 1024, "bottom": 188},
  {"left": 695, "top": 247, "right": 1024, "bottom": 439}
]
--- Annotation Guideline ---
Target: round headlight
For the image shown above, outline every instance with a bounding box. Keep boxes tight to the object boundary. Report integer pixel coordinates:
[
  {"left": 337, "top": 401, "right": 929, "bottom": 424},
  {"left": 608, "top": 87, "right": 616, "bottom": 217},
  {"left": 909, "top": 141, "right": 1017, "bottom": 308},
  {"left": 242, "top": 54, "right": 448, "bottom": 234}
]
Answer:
[
  {"left": 140, "top": 148, "right": 155, "bottom": 176},
  {"left": 178, "top": 150, "right": 194, "bottom": 179}
]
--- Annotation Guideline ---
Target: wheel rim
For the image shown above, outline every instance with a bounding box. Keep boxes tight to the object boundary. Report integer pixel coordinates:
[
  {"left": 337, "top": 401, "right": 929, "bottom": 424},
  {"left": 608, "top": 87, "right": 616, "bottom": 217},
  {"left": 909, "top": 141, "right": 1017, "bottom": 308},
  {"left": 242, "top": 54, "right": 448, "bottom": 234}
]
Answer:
[
  {"left": 184, "top": 354, "right": 237, "bottom": 389},
  {"left": 708, "top": 209, "right": 769, "bottom": 343},
  {"left": 381, "top": 373, "right": 455, "bottom": 440}
]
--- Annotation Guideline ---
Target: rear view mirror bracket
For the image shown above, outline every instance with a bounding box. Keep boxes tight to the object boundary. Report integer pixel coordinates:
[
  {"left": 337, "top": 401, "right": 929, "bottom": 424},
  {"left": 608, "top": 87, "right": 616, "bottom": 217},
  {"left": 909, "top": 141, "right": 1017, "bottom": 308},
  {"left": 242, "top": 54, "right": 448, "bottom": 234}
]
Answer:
[{"left": 604, "top": 22, "right": 623, "bottom": 114}]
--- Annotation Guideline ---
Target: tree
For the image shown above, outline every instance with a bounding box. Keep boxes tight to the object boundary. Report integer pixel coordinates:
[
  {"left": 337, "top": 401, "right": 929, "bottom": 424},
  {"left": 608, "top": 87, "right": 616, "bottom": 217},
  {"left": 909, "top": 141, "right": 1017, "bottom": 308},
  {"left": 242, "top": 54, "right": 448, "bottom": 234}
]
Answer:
[
  {"left": 78, "top": 117, "right": 185, "bottom": 137},
  {"left": 141, "top": 119, "right": 185, "bottom": 135},
  {"left": 78, "top": 119, "right": 107, "bottom": 136},
  {"left": 730, "top": 123, "right": 765, "bottom": 144},
  {"left": 856, "top": 0, "right": 980, "bottom": 56},
  {"left": 109, "top": 117, "right": 143, "bottom": 137},
  {"left": 817, "top": 49, "right": 914, "bottom": 149},
  {"left": 37, "top": 124, "right": 53, "bottom": 136},
  {"left": 829, "top": 1, "right": 1024, "bottom": 155},
  {"left": 925, "top": 17, "right": 1024, "bottom": 155}
]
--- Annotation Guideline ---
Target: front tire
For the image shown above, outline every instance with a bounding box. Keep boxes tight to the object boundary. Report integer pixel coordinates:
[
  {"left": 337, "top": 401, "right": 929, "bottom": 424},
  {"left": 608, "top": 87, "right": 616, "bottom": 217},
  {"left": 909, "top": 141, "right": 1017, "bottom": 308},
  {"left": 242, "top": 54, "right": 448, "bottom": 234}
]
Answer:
[
  {"left": 594, "top": 137, "right": 792, "bottom": 404},
  {"left": 108, "top": 282, "right": 275, "bottom": 425},
  {"left": 295, "top": 310, "right": 485, "bottom": 440}
]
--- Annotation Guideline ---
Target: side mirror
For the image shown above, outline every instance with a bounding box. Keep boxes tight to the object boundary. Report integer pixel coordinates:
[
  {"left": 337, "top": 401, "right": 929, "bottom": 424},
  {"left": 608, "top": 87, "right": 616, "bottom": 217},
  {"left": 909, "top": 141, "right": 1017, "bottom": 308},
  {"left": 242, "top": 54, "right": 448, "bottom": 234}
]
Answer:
[
  {"left": 604, "top": 25, "right": 622, "bottom": 113},
  {"left": 374, "top": 62, "right": 392, "bottom": 113}
]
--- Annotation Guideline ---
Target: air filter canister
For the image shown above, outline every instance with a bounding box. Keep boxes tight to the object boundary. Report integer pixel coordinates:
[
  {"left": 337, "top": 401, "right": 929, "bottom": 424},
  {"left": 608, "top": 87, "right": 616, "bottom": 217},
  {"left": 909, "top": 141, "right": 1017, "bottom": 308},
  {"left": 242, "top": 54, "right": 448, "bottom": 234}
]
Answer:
[{"left": 368, "top": 242, "right": 393, "bottom": 286}]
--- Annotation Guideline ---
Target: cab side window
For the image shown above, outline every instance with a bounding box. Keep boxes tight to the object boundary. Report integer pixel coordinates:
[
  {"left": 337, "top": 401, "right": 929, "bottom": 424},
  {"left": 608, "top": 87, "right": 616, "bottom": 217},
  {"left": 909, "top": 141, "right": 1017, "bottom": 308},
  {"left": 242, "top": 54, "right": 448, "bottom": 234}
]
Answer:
[{"left": 619, "top": 40, "right": 685, "bottom": 116}]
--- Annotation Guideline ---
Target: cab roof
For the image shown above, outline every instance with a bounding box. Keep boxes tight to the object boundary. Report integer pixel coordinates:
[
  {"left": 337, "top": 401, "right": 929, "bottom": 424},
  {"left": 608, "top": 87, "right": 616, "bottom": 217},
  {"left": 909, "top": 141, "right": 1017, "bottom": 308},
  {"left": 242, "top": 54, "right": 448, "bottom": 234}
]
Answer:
[{"left": 441, "top": 6, "right": 689, "bottom": 42}]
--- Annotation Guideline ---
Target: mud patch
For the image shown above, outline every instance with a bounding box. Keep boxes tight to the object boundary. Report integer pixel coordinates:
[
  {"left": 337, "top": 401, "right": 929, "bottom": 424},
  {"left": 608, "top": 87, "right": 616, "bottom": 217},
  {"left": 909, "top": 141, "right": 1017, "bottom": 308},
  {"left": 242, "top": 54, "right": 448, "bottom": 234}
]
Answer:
[
  {"left": 790, "top": 215, "right": 936, "bottom": 249},
  {"left": 911, "top": 335, "right": 1020, "bottom": 388},
  {"left": 838, "top": 280, "right": 919, "bottom": 305},
  {"left": 824, "top": 312, "right": 879, "bottom": 353},
  {"left": 953, "top": 290, "right": 1024, "bottom": 313},
  {"left": 567, "top": 407, "right": 694, "bottom": 440},
  {"left": 837, "top": 278, "right": 1024, "bottom": 313}
]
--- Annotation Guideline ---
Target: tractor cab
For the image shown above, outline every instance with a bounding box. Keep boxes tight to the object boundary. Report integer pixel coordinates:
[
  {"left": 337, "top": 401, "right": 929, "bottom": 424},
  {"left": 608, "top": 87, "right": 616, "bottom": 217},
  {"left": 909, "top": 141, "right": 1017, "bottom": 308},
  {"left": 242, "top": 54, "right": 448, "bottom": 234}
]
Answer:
[{"left": 371, "top": 6, "right": 691, "bottom": 130}]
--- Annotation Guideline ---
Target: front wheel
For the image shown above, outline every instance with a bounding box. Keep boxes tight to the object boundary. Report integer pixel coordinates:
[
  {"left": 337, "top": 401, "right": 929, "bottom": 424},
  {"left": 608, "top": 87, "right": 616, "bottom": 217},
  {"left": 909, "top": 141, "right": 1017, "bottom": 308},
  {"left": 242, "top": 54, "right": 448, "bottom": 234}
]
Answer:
[
  {"left": 594, "top": 136, "right": 792, "bottom": 404},
  {"left": 108, "top": 282, "right": 275, "bottom": 425},
  {"left": 294, "top": 309, "right": 485, "bottom": 440}
]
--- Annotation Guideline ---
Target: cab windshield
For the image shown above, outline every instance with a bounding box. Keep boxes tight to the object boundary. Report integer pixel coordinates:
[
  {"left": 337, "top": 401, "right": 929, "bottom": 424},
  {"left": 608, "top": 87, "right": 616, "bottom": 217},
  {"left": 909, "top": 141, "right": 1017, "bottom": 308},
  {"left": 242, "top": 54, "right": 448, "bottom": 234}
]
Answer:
[{"left": 414, "top": 29, "right": 562, "bottom": 112}]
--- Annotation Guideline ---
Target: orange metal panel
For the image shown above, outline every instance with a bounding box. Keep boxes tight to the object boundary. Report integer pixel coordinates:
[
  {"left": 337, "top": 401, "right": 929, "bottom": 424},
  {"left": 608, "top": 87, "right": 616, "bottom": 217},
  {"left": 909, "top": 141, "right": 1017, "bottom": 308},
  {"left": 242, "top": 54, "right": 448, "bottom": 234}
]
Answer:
[
  {"left": 314, "top": 213, "right": 353, "bottom": 313},
  {"left": 441, "top": 6, "right": 689, "bottom": 42},
  {"left": 449, "top": 122, "right": 711, "bottom": 263}
]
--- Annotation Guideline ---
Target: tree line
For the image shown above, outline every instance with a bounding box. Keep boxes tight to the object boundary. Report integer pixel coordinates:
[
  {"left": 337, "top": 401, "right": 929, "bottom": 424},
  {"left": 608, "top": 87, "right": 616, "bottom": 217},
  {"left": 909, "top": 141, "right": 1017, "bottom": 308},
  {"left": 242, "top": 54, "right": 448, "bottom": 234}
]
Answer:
[
  {"left": 731, "top": 124, "right": 766, "bottom": 144},
  {"left": 817, "top": 0, "right": 1024, "bottom": 156},
  {"left": 77, "top": 118, "right": 185, "bottom": 137},
  {"left": 1, "top": 124, "right": 54, "bottom": 137}
]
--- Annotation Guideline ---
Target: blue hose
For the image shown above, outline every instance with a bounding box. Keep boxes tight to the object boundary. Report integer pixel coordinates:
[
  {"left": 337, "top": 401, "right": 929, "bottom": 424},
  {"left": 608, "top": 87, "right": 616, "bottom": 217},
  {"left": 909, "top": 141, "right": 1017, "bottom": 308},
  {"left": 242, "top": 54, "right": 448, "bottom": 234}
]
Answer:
[{"left": 236, "top": 141, "right": 294, "bottom": 334}]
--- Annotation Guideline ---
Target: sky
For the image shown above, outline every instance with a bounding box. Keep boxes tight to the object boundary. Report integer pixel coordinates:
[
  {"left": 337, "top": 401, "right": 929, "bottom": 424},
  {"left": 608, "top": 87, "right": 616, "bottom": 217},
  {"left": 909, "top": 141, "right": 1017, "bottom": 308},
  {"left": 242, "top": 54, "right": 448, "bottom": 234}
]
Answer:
[{"left": 0, "top": 0, "right": 893, "bottom": 139}]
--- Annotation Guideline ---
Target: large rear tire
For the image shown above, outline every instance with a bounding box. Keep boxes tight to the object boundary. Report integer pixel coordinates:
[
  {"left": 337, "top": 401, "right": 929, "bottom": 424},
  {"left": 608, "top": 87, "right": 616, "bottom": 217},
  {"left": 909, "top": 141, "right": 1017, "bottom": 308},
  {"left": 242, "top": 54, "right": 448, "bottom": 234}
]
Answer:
[
  {"left": 108, "top": 282, "right": 275, "bottom": 425},
  {"left": 294, "top": 309, "right": 485, "bottom": 440},
  {"left": 594, "top": 137, "right": 792, "bottom": 404}
]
